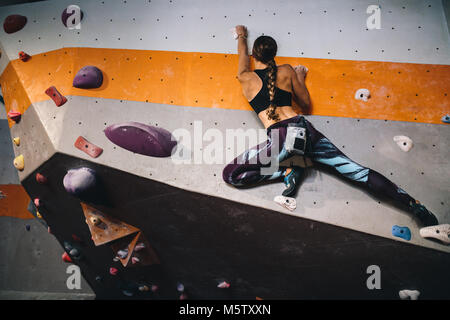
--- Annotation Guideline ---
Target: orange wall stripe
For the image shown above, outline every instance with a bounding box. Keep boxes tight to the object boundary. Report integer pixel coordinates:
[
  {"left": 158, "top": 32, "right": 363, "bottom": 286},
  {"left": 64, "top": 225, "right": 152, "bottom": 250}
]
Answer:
[
  {"left": 1, "top": 47, "right": 449, "bottom": 127},
  {"left": 0, "top": 184, "right": 33, "bottom": 219}
]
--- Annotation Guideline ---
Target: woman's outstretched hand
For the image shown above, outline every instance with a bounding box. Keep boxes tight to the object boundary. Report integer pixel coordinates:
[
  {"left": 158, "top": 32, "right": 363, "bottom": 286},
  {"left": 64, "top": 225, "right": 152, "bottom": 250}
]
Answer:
[{"left": 235, "top": 25, "right": 248, "bottom": 38}]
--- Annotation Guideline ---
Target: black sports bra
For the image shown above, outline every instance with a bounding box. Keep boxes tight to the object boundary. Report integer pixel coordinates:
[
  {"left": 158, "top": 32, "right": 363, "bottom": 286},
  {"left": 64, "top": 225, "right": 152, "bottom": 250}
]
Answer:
[{"left": 249, "top": 68, "right": 292, "bottom": 114}]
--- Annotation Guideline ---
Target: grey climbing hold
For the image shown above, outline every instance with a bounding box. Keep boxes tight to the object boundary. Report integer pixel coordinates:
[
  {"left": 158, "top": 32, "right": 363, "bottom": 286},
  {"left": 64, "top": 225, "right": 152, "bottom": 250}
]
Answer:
[
  {"left": 442, "top": 115, "right": 450, "bottom": 124},
  {"left": 95, "top": 276, "right": 102, "bottom": 282},
  {"left": 73, "top": 66, "right": 103, "bottom": 89},
  {"left": 0, "top": 191, "right": 5, "bottom": 200},
  {"left": 399, "top": 289, "right": 420, "bottom": 300}
]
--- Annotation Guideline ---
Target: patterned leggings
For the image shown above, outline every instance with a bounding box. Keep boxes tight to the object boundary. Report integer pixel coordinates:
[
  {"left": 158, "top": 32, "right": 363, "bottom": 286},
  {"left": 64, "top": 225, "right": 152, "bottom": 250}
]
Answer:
[{"left": 222, "top": 115, "right": 416, "bottom": 209}]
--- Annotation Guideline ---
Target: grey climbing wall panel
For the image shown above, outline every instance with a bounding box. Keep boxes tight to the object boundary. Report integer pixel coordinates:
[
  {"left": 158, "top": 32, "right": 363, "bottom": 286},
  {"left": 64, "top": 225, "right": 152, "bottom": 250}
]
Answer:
[{"left": 15, "top": 96, "right": 449, "bottom": 253}]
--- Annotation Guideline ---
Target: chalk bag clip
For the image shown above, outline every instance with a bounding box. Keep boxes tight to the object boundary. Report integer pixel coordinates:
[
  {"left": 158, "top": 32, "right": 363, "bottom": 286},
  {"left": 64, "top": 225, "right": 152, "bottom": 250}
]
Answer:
[{"left": 285, "top": 123, "right": 307, "bottom": 156}]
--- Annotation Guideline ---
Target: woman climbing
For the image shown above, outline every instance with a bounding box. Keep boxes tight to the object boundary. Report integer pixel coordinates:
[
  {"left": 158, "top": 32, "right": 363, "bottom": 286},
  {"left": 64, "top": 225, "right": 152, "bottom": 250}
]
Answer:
[{"left": 222, "top": 25, "right": 439, "bottom": 227}]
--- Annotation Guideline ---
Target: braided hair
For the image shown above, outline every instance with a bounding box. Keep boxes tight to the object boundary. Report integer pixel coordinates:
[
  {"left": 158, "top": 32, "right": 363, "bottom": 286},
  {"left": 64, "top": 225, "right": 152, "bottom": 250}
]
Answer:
[{"left": 252, "top": 36, "right": 279, "bottom": 121}]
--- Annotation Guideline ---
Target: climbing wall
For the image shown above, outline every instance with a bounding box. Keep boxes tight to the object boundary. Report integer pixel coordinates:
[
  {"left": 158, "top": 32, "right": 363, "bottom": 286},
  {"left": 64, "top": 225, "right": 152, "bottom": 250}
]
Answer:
[{"left": 0, "top": 0, "right": 449, "bottom": 299}]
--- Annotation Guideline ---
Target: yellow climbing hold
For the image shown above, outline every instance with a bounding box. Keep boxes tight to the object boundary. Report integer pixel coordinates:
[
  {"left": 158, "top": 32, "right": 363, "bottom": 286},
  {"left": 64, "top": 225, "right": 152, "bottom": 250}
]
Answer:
[
  {"left": 13, "top": 137, "right": 20, "bottom": 146},
  {"left": 36, "top": 211, "right": 42, "bottom": 219},
  {"left": 13, "top": 155, "right": 24, "bottom": 171}
]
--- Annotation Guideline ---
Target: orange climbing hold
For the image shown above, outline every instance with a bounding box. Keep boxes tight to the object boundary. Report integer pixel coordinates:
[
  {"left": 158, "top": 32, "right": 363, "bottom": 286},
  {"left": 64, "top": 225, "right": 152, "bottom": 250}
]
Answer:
[
  {"left": 18, "top": 51, "right": 31, "bottom": 62},
  {"left": 74, "top": 136, "right": 103, "bottom": 158},
  {"left": 45, "top": 86, "right": 67, "bottom": 107}
]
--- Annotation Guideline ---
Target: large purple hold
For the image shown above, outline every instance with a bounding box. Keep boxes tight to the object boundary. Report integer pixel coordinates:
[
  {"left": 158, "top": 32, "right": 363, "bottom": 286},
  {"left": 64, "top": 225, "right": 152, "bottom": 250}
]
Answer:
[
  {"left": 3, "top": 15, "right": 27, "bottom": 34},
  {"left": 104, "top": 122, "right": 177, "bottom": 157},
  {"left": 73, "top": 66, "right": 103, "bottom": 89},
  {"left": 61, "top": 7, "right": 84, "bottom": 28},
  {"left": 63, "top": 167, "right": 97, "bottom": 195}
]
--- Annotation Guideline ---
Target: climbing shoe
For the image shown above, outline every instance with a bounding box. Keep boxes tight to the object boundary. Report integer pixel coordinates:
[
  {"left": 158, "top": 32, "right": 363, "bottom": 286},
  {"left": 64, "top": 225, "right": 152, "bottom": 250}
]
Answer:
[
  {"left": 282, "top": 167, "right": 303, "bottom": 197},
  {"left": 410, "top": 201, "right": 439, "bottom": 227}
]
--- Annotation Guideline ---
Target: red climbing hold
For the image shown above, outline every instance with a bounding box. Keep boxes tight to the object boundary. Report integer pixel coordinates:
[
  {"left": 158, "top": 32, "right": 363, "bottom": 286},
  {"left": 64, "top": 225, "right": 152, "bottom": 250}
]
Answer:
[
  {"left": 7, "top": 111, "right": 21, "bottom": 123},
  {"left": 62, "top": 252, "right": 72, "bottom": 263},
  {"left": 71, "top": 234, "right": 82, "bottom": 242},
  {"left": 217, "top": 281, "right": 230, "bottom": 289},
  {"left": 33, "top": 198, "right": 42, "bottom": 208},
  {"left": 109, "top": 267, "right": 118, "bottom": 276},
  {"left": 74, "top": 136, "right": 103, "bottom": 158},
  {"left": 18, "top": 51, "right": 30, "bottom": 62},
  {"left": 36, "top": 173, "right": 48, "bottom": 184},
  {"left": 45, "top": 86, "right": 67, "bottom": 107},
  {"left": 3, "top": 15, "right": 27, "bottom": 34}
]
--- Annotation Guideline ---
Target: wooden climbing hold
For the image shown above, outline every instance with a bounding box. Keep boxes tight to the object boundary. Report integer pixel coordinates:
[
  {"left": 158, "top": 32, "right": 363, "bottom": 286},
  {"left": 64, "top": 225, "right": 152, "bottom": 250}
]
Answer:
[
  {"left": 45, "top": 86, "right": 67, "bottom": 107},
  {"left": 36, "top": 173, "right": 48, "bottom": 184},
  {"left": 7, "top": 111, "right": 21, "bottom": 123},
  {"left": 18, "top": 51, "right": 30, "bottom": 62},
  {"left": 13, "top": 155, "right": 24, "bottom": 171},
  {"left": 36, "top": 211, "right": 42, "bottom": 218},
  {"left": 62, "top": 251, "right": 72, "bottom": 263},
  {"left": 3, "top": 15, "right": 27, "bottom": 34},
  {"left": 13, "top": 137, "right": 20, "bottom": 146},
  {"left": 74, "top": 136, "right": 103, "bottom": 158},
  {"left": 109, "top": 267, "right": 118, "bottom": 276}
]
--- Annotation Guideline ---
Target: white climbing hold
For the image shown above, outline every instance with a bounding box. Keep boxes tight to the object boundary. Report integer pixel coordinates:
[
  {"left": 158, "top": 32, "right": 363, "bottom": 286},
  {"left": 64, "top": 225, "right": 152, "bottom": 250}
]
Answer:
[
  {"left": 230, "top": 27, "right": 238, "bottom": 39},
  {"left": 117, "top": 249, "right": 128, "bottom": 259},
  {"left": 442, "top": 115, "right": 450, "bottom": 124},
  {"left": 355, "top": 88, "right": 370, "bottom": 102},
  {"left": 399, "top": 290, "right": 420, "bottom": 300},
  {"left": 217, "top": 281, "right": 231, "bottom": 289},
  {"left": 134, "top": 242, "right": 145, "bottom": 252},
  {"left": 393, "top": 135, "right": 413, "bottom": 152},
  {"left": 419, "top": 224, "right": 450, "bottom": 245},
  {"left": 274, "top": 195, "right": 297, "bottom": 211}
]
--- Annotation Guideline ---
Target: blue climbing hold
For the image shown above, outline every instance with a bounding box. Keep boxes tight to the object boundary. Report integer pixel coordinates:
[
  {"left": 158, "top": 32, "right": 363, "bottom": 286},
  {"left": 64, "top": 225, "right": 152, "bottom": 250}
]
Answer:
[
  {"left": 442, "top": 115, "right": 450, "bottom": 124},
  {"left": 392, "top": 225, "right": 411, "bottom": 241}
]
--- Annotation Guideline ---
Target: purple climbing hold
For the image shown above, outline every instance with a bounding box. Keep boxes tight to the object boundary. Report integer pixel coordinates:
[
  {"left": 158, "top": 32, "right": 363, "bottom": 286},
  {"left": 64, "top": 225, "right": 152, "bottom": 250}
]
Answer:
[
  {"left": 25, "top": 225, "right": 30, "bottom": 231},
  {"left": 63, "top": 167, "right": 97, "bottom": 196},
  {"left": 3, "top": 15, "right": 27, "bottom": 34},
  {"left": 61, "top": 7, "right": 84, "bottom": 28},
  {"left": 104, "top": 122, "right": 177, "bottom": 157},
  {"left": 73, "top": 66, "right": 103, "bottom": 89}
]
